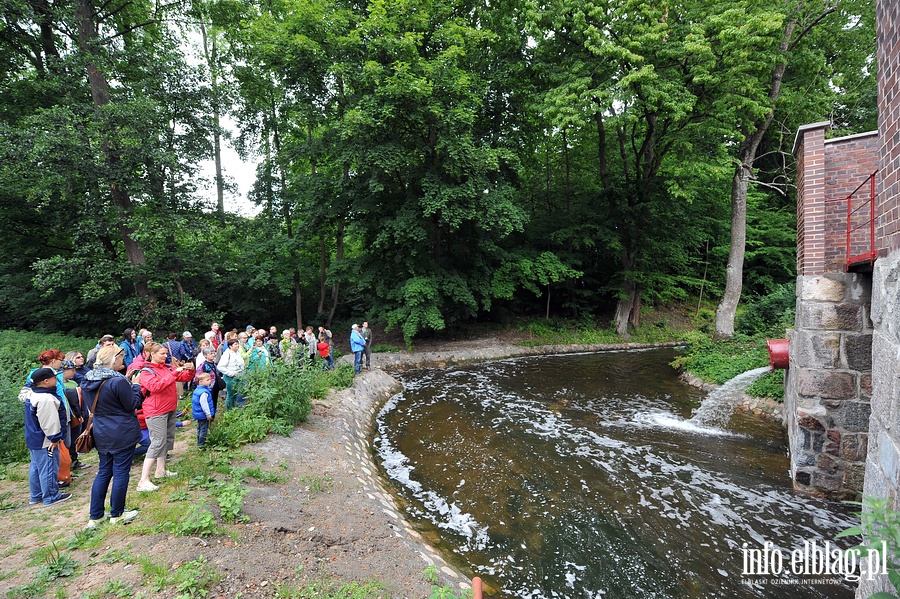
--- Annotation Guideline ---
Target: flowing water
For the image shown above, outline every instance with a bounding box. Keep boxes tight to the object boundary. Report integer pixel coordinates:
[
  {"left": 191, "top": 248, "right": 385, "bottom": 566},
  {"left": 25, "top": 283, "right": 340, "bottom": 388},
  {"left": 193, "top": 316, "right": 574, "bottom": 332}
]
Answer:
[{"left": 374, "top": 349, "right": 857, "bottom": 598}]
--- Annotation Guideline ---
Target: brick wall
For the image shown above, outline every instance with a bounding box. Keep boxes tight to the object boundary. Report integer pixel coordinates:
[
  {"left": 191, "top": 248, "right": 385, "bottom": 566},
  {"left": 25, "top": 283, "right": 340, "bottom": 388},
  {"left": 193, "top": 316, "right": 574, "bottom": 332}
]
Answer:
[
  {"left": 795, "top": 123, "right": 828, "bottom": 275},
  {"left": 878, "top": 0, "right": 900, "bottom": 253},
  {"left": 824, "top": 134, "right": 880, "bottom": 268},
  {"left": 794, "top": 125, "right": 878, "bottom": 275}
]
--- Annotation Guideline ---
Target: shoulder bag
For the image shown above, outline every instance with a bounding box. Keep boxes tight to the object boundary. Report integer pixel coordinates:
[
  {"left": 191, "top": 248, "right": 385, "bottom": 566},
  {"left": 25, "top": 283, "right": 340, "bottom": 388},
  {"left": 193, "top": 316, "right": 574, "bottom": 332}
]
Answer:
[{"left": 75, "top": 379, "right": 109, "bottom": 453}]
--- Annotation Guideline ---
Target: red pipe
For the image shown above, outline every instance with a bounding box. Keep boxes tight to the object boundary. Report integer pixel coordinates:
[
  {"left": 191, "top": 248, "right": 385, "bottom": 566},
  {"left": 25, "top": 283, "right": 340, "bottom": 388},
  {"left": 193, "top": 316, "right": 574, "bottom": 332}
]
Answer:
[{"left": 473, "top": 577, "right": 483, "bottom": 599}]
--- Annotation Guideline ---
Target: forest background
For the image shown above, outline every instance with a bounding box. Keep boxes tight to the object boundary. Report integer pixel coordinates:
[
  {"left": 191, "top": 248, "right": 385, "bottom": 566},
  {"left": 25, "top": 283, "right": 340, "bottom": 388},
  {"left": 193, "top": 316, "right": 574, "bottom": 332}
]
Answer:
[{"left": 0, "top": 0, "right": 878, "bottom": 343}]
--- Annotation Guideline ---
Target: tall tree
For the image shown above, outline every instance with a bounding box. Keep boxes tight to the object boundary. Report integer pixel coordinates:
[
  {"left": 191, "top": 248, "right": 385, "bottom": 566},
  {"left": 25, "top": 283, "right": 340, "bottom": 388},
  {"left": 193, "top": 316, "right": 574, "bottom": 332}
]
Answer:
[{"left": 714, "top": 0, "right": 874, "bottom": 337}]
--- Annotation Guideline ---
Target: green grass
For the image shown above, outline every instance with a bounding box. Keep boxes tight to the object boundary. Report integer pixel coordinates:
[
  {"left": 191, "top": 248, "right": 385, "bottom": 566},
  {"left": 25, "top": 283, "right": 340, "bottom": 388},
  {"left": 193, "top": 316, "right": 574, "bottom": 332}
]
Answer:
[
  {"left": 671, "top": 331, "right": 783, "bottom": 401},
  {"left": 274, "top": 579, "right": 386, "bottom": 598},
  {"left": 516, "top": 316, "right": 689, "bottom": 347}
]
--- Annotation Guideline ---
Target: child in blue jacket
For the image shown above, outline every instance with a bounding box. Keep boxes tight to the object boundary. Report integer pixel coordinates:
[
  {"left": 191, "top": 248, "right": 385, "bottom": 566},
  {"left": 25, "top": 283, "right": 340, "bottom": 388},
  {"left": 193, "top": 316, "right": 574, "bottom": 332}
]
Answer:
[{"left": 191, "top": 372, "right": 215, "bottom": 447}]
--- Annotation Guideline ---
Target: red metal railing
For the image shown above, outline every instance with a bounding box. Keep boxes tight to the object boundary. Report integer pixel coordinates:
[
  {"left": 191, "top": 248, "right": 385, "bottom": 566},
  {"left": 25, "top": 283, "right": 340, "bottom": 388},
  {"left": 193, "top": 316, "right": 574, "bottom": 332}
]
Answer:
[{"left": 834, "top": 171, "right": 878, "bottom": 271}]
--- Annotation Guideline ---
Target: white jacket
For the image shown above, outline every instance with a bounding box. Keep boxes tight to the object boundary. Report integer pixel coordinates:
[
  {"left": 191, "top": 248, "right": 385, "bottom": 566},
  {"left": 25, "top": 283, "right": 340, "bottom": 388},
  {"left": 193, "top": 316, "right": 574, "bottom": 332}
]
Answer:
[{"left": 217, "top": 348, "right": 245, "bottom": 377}]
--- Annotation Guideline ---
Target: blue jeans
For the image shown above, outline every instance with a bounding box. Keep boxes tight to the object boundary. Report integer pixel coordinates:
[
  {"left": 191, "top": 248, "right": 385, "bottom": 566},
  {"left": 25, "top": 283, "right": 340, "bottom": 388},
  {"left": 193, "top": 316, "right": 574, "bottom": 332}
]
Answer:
[
  {"left": 353, "top": 351, "right": 363, "bottom": 374},
  {"left": 29, "top": 448, "right": 62, "bottom": 505},
  {"left": 133, "top": 431, "right": 151, "bottom": 458},
  {"left": 90, "top": 447, "right": 136, "bottom": 519},
  {"left": 197, "top": 419, "right": 210, "bottom": 447}
]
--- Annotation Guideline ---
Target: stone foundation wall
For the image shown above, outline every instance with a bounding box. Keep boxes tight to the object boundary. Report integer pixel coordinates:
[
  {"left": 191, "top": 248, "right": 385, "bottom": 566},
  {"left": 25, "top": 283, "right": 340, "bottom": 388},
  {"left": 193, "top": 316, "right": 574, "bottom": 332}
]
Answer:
[
  {"left": 785, "top": 273, "right": 872, "bottom": 499},
  {"left": 857, "top": 252, "right": 900, "bottom": 597}
]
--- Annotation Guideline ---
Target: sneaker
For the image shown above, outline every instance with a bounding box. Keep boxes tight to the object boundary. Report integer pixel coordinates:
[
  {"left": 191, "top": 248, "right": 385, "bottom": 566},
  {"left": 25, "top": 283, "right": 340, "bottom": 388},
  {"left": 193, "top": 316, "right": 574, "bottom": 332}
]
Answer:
[
  {"left": 109, "top": 510, "right": 138, "bottom": 525},
  {"left": 86, "top": 518, "right": 104, "bottom": 529},
  {"left": 136, "top": 481, "right": 159, "bottom": 492},
  {"left": 58, "top": 481, "right": 70, "bottom": 488},
  {"left": 46, "top": 493, "right": 72, "bottom": 506},
  {"left": 155, "top": 470, "right": 178, "bottom": 478},
  {"left": 72, "top": 462, "right": 92, "bottom": 470}
]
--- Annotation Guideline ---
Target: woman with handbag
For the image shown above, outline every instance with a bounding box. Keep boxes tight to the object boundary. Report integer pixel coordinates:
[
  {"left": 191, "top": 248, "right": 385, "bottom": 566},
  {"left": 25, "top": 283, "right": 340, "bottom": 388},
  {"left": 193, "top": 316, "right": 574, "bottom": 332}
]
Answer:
[{"left": 81, "top": 345, "right": 143, "bottom": 528}]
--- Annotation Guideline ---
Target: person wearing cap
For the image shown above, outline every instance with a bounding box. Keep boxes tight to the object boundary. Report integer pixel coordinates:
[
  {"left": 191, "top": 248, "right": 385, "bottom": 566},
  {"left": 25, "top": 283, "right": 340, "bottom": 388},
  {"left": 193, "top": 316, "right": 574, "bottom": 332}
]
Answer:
[
  {"left": 181, "top": 332, "right": 198, "bottom": 361},
  {"left": 350, "top": 324, "right": 366, "bottom": 375},
  {"left": 24, "top": 367, "right": 72, "bottom": 506}
]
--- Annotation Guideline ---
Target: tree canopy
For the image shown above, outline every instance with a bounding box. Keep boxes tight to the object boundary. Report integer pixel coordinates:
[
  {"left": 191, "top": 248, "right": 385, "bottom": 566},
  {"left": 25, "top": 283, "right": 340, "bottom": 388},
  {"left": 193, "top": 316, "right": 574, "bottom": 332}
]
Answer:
[{"left": 0, "top": 0, "right": 876, "bottom": 341}]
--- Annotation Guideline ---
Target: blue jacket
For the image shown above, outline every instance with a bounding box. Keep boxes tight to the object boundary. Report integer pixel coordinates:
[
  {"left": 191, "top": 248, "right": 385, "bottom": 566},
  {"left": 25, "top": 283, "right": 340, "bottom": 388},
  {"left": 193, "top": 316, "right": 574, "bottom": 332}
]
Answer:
[
  {"left": 24, "top": 387, "right": 66, "bottom": 450},
  {"left": 192, "top": 385, "right": 215, "bottom": 420},
  {"left": 181, "top": 338, "right": 199, "bottom": 360},
  {"left": 119, "top": 340, "right": 140, "bottom": 367},
  {"left": 350, "top": 329, "right": 366, "bottom": 353},
  {"left": 82, "top": 369, "right": 142, "bottom": 454}
]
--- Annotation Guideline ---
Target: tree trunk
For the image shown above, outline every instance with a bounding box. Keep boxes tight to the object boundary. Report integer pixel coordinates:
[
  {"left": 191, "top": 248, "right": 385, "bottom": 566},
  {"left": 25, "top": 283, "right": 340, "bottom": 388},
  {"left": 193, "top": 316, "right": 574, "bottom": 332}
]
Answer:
[
  {"left": 294, "top": 269, "right": 303, "bottom": 330},
  {"left": 613, "top": 253, "right": 638, "bottom": 338},
  {"left": 715, "top": 161, "right": 751, "bottom": 337},
  {"left": 74, "top": 0, "right": 153, "bottom": 304},
  {"left": 326, "top": 220, "right": 344, "bottom": 327},
  {"left": 318, "top": 237, "right": 327, "bottom": 315},
  {"left": 614, "top": 281, "right": 638, "bottom": 338},
  {"left": 200, "top": 24, "right": 225, "bottom": 222},
  {"left": 714, "top": 17, "right": 799, "bottom": 338}
]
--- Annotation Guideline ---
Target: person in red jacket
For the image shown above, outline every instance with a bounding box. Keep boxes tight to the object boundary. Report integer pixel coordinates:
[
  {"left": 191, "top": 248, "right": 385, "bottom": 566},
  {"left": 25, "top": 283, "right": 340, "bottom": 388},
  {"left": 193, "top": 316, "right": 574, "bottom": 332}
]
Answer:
[{"left": 133, "top": 342, "right": 194, "bottom": 492}]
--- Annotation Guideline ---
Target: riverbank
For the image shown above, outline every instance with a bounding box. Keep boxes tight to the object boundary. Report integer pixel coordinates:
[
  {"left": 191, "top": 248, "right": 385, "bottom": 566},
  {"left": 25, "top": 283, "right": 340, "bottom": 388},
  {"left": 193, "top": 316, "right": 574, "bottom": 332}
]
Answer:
[{"left": 1, "top": 339, "right": 756, "bottom": 598}]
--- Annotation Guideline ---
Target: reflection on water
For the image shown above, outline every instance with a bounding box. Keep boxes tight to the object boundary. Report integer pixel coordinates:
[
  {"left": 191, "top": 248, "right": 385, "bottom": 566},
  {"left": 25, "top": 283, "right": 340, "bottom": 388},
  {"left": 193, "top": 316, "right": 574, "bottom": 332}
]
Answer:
[{"left": 374, "top": 349, "right": 856, "bottom": 598}]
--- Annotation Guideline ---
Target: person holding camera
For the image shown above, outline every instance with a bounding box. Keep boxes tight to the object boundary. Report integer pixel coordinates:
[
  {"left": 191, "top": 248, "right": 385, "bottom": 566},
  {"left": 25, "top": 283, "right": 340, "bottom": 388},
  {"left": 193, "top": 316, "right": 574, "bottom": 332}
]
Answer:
[{"left": 134, "top": 342, "right": 194, "bottom": 492}]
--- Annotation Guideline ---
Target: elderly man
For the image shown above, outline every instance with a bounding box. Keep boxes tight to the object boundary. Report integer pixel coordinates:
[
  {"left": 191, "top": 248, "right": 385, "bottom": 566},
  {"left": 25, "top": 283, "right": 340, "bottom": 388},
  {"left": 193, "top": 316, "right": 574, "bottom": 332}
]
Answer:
[
  {"left": 24, "top": 368, "right": 72, "bottom": 506},
  {"left": 181, "top": 331, "right": 199, "bottom": 361}
]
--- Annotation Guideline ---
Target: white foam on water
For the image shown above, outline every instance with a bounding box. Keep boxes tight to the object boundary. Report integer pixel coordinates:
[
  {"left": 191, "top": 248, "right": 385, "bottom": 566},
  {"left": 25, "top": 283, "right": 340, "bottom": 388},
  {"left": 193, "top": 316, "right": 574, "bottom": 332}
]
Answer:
[
  {"left": 632, "top": 411, "right": 740, "bottom": 437},
  {"left": 689, "top": 366, "right": 772, "bottom": 427},
  {"left": 376, "top": 392, "right": 490, "bottom": 551}
]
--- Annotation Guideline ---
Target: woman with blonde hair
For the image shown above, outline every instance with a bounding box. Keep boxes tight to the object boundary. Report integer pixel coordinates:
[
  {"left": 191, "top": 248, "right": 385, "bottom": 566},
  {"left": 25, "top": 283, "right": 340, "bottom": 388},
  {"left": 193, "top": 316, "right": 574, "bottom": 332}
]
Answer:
[{"left": 82, "top": 345, "right": 143, "bottom": 526}]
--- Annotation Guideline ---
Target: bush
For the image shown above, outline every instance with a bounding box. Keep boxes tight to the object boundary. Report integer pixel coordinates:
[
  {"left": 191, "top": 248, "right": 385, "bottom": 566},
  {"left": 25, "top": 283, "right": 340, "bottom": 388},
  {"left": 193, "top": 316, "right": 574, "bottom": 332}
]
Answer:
[
  {"left": 671, "top": 332, "right": 769, "bottom": 384},
  {"left": 736, "top": 282, "right": 796, "bottom": 337},
  {"left": 0, "top": 330, "right": 96, "bottom": 463},
  {"left": 241, "top": 362, "right": 314, "bottom": 426}
]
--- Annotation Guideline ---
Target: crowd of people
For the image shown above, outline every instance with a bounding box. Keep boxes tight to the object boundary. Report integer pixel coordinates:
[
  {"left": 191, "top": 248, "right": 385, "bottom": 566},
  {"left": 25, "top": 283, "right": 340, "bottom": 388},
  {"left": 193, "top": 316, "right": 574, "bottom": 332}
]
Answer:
[{"left": 20, "top": 320, "right": 374, "bottom": 528}]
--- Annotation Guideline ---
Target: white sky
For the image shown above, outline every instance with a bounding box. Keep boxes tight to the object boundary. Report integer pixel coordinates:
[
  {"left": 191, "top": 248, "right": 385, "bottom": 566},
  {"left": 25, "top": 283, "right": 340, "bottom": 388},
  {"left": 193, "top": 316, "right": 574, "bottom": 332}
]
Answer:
[{"left": 197, "top": 130, "right": 260, "bottom": 217}]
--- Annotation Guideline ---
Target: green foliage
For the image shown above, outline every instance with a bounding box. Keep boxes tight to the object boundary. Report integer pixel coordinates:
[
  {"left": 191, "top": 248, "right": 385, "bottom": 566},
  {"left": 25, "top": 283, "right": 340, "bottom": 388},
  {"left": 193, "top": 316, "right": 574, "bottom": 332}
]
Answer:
[
  {"left": 736, "top": 282, "right": 796, "bottom": 337},
  {"left": 274, "top": 579, "right": 385, "bottom": 599},
  {"left": 671, "top": 332, "right": 769, "bottom": 385},
  {"left": 0, "top": 330, "right": 97, "bottom": 462},
  {"left": 206, "top": 410, "right": 275, "bottom": 449},
  {"left": 298, "top": 474, "right": 333, "bottom": 498},
  {"left": 36, "top": 544, "right": 78, "bottom": 582},
  {"left": 140, "top": 555, "right": 221, "bottom": 597},
  {"left": 746, "top": 369, "right": 785, "bottom": 401},
  {"left": 82, "top": 580, "right": 136, "bottom": 598},
  {"left": 167, "top": 504, "right": 218, "bottom": 537},
  {"left": 242, "top": 362, "right": 314, "bottom": 425},
  {"left": 212, "top": 480, "right": 249, "bottom": 523},
  {"left": 371, "top": 344, "right": 400, "bottom": 353},
  {"left": 839, "top": 497, "right": 900, "bottom": 597}
]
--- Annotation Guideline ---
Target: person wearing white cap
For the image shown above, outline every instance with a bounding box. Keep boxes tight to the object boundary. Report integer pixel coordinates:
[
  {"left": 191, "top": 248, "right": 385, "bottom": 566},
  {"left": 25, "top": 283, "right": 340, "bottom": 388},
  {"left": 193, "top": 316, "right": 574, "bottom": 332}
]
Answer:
[{"left": 181, "top": 332, "right": 198, "bottom": 361}]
